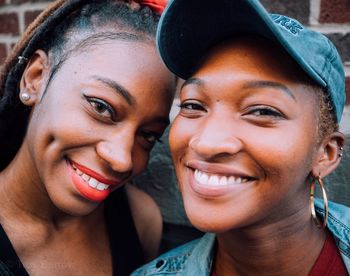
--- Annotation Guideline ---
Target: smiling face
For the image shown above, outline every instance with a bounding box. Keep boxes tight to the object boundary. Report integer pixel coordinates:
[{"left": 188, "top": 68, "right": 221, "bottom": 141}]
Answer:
[
  {"left": 169, "top": 36, "right": 323, "bottom": 232},
  {"left": 20, "top": 39, "right": 175, "bottom": 215}
]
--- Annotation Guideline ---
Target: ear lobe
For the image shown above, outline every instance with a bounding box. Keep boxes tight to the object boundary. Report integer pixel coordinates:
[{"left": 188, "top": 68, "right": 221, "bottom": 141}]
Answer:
[
  {"left": 312, "top": 132, "right": 345, "bottom": 178},
  {"left": 19, "top": 49, "right": 50, "bottom": 106}
]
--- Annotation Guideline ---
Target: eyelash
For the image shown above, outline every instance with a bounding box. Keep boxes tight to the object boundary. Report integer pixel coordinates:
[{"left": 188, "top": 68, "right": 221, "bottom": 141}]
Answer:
[
  {"left": 178, "top": 101, "right": 206, "bottom": 112},
  {"left": 84, "top": 95, "right": 116, "bottom": 121},
  {"left": 179, "top": 101, "right": 284, "bottom": 119},
  {"left": 140, "top": 130, "right": 163, "bottom": 145},
  {"left": 247, "top": 106, "right": 284, "bottom": 118}
]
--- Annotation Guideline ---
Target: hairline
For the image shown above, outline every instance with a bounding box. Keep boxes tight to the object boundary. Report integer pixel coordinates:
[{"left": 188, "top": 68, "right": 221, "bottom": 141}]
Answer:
[{"left": 44, "top": 30, "right": 154, "bottom": 94}]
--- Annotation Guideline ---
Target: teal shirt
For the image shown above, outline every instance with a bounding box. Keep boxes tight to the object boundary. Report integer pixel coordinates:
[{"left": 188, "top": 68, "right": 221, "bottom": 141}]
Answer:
[{"left": 132, "top": 199, "right": 350, "bottom": 275}]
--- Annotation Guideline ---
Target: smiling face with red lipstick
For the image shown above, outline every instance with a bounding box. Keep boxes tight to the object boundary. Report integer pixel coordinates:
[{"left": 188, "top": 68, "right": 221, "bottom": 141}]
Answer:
[
  {"left": 169, "top": 36, "right": 335, "bottom": 233},
  {"left": 21, "top": 39, "right": 174, "bottom": 215},
  {"left": 0, "top": 1, "right": 175, "bottom": 274}
]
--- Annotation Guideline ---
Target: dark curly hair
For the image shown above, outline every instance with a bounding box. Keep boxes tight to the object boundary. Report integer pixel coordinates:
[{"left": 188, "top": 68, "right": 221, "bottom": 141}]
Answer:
[
  {"left": 0, "top": 0, "right": 161, "bottom": 171},
  {"left": 314, "top": 85, "right": 339, "bottom": 144}
]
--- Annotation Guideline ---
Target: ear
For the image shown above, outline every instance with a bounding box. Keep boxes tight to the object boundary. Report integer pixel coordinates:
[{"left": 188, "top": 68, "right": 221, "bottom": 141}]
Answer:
[
  {"left": 19, "top": 49, "right": 50, "bottom": 106},
  {"left": 312, "top": 132, "right": 345, "bottom": 178}
]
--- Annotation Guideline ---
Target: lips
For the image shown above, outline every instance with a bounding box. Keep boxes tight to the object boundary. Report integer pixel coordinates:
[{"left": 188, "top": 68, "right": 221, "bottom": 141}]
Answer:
[{"left": 67, "top": 159, "right": 122, "bottom": 202}]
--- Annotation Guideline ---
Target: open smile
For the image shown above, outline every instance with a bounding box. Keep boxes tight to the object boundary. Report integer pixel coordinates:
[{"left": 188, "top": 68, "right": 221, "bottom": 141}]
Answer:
[
  {"left": 67, "top": 159, "right": 123, "bottom": 202},
  {"left": 70, "top": 161, "right": 121, "bottom": 191},
  {"left": 186, "top": 161, "right": 257, "bottom": 197}
]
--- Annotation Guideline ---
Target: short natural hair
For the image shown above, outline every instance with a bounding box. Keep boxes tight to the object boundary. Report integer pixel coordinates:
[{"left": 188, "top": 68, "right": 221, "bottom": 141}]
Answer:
[{"left": 313, "top": 85, "right": 339, "bottom": 144}]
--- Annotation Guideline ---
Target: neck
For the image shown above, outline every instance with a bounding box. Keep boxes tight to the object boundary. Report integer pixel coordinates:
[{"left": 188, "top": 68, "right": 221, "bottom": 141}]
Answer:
[{"left": 214, "top": 209, "right": 326, "bottom": 276}]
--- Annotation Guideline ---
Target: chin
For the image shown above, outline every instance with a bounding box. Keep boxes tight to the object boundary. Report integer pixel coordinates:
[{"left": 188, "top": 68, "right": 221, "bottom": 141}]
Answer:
[
  {"left": 186, "top": 210, "right": 237, "bottom": 234},
  {"left": 50, "top": 193, "right": 100, "bottom": 217}
]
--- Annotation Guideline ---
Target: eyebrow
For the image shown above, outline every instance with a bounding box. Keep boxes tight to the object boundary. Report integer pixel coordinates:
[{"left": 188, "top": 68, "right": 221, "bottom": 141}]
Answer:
[
  {"left": 242, "top": 81, "right": 296, "bottom": 101},
  {"left": 181, "top": 78, "right": 296, "bottom": 102},
  {"left": 91, "top": 75, "right": 136, "bottom": 106},
  {"left": 181, "top": 78, "right": 204, "bottom": 90}
]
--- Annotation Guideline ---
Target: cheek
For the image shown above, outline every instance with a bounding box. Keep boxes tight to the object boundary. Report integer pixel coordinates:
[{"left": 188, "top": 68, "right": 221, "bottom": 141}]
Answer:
[
  {"left": 247, "top": 128, "right": 316, "bottom": 182},
  {"left": 169, "top": 118, "right": 192, "bottom": 160}
]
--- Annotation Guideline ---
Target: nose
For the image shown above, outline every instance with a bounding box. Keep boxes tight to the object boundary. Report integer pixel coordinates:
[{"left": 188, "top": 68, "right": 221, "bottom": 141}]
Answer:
[
  {"left": 189, "top": 117, "right": 242, "bottom": 160},
  {"left": 96, "top": 132, "right": 134, "bottom": 174}
]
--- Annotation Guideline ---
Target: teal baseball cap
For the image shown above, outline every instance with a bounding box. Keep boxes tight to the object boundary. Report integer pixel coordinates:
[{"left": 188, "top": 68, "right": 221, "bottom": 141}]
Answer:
[{"left": 157, "top": 0, "right": 346, "bottom": 122}]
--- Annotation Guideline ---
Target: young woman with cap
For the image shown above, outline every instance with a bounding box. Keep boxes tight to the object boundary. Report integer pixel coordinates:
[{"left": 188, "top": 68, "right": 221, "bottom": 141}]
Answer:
[
  {"left": 0, "top": 0, "right": 175, "bottom": 275},
  {"left": 133, "top": 0, "right": 350, "bottom": 275}
]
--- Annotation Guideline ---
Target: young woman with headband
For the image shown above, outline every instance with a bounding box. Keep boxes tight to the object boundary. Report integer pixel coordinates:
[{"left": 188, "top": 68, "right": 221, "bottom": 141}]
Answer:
[
  {"left": 133, "top": 0, "right": 350, "bottom": 275},
  {"left": 0, "top": 0, "right": 175, "bottom": 275}
]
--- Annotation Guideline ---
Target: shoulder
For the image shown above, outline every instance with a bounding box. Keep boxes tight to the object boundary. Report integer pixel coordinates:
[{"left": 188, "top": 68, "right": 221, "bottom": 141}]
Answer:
[
  {"left": 317, "top": 199, "right": 350, "bottom": 232},
  {"left": 131, "top": 233, "right": 214, "bottom": 276},
  {"left": 318, "top": 200, "right": 350, "bottom": 257},
  {"left": 126, "top": 184, "right": 163, "bottom": 261},
  {"left": 131, "top": 238, "right": 199, "bottom": 276}
]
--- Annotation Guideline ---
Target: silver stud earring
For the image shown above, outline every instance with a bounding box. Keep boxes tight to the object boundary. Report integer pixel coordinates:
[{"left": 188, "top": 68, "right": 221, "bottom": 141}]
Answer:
[
  {"left": 20, "top": 92, "right": 31, "bottom": 102},
  {"left": 339, "top": 146, "right": 344, "bottom": 157}
]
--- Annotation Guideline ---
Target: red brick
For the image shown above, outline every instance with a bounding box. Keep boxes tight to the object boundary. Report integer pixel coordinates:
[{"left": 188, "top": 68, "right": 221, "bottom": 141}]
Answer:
[
  {"left": 25, "top": 10, "right": 42, "bottom": 28},
  {"left": 0, "top": 13, "right": 19, "bottom": 35},
  {"left": 0, "top": 43, "right": 7, "bottom": 64},
  {"left": 320, "top": 0, "right": 350, "bottom": 23},
  {"left": 346, "top": 77, "right": 350, "bottom": 105}
]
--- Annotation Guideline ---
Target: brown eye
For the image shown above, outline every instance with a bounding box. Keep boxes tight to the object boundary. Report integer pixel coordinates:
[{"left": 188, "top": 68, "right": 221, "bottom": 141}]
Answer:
[
  {"left": 85, "top": 96, "right": 116, "bottom": 121},
  {"left": 249, "top": 107, "right": 283, "bottom": 118},
  {"left": 178, "top": 100, "right": 207, "bottom": 119},
  {"left": 91, "top": 101, "right": 109, "bottom": 115},
  {"left": 179, "top": 101, "right": 206, "bottom": 111},
  {"left": 141, "top": 131, "right": 161, "bottom": 144}
]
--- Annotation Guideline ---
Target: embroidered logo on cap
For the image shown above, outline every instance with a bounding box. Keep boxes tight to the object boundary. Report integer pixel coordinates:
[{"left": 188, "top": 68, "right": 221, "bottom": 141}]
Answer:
[{"left": 271, "top": 14, "right": 303, "bottom": 35}]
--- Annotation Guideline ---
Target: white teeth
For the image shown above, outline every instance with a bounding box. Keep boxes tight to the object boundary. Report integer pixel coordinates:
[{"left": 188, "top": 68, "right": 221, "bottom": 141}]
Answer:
[
  {"left": 194, "top": 169, "right": 249, "bottom": 186},
  {"left": 228, "top": 176, "right": 236, "bottom": 185},
  {"left": 76, "top": 168, "right": 83, "bottom": 176},
  {"left": 208, "top": 175, "right": 219, "bottom": 186},
  {"left": 82, "top": 173, "right": 90, "bottom": 181},
  {"left": 219, "top": 176, "right": 228, "bottom": 186},
  {"left": 72, "top": 165, "right": 110, "bottom": 191},
  {"left": 199, "top": 172, "right": 209, "bottom": 185},
  {"left": 88, "top": 178, "right": 98, "bottom": 188},
  {"left": 97, "top": 183, "right": 109, "bottom": 191}
]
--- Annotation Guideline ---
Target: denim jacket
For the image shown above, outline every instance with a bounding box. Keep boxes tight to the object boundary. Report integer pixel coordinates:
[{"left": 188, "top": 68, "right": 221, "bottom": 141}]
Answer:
[{"left": 132, "top": 200, "right": 350, "bottom": 275}]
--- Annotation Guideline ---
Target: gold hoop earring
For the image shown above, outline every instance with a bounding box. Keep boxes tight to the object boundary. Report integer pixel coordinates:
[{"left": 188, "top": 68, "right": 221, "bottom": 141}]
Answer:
[{"left": 310, "top": 176, "right": 328, "bottom": 229}]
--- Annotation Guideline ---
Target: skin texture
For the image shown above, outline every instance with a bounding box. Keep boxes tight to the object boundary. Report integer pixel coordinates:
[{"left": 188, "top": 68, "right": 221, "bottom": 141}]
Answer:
[
  {"left": 169, "top": 36, "right": 344, "bottom": 275},
  {"left": 0, "top": 40, "right": 175, "bottom": 275}
]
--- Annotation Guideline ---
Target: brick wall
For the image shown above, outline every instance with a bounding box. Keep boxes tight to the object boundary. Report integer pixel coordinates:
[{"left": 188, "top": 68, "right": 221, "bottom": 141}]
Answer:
[
  {"left": 0, "top": 1, "right": 49, "bottom": 62},
  {"left": 0, "top": 0, "right": 349, "bottom": 127}
]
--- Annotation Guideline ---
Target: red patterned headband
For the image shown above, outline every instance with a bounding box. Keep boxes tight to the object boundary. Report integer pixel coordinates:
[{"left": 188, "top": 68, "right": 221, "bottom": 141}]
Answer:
[{"left": 136, "top": 0, "right": 167, "bottom": 15}]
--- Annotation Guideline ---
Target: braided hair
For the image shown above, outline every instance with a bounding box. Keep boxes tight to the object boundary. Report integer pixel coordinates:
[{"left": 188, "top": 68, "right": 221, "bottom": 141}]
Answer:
[{"left": 0, "top": 0, "right": 160, "bottom": 171}]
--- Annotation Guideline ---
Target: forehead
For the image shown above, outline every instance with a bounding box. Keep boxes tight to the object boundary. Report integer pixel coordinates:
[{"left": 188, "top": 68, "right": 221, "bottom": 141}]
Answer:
[
  {"left": 49, "top": 39, "right": 174, "bottom": 110},
  {"left": 183, "top": 36, "right": 318, "bottom": 109},
  {"left": 196, "top": 36, "right": 310, "bottom": 84},
  {"left": 53, "top": 39, "right": 162, "bottom": 83}
]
